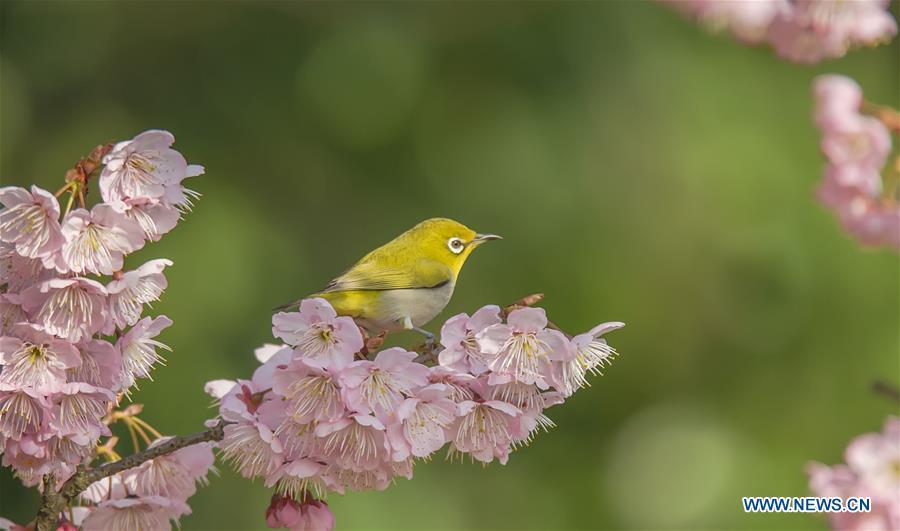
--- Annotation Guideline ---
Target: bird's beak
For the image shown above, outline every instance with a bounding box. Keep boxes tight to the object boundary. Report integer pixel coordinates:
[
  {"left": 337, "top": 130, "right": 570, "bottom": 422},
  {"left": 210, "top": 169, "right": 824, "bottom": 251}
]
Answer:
[{"left": 472, "top": 233, "right": 502, "bottom": 245}]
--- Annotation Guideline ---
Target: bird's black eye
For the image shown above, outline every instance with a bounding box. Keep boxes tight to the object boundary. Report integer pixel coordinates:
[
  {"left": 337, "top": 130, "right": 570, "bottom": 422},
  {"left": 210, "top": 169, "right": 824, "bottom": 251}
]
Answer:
[{"left": 447, "top": 237, "right": 464, "bottom": 254}]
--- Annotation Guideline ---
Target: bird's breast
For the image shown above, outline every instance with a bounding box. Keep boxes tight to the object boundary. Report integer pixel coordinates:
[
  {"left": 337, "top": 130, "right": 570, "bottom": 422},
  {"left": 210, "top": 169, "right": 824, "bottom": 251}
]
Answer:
[{"left": 377, "top": 281, "right": 455, "bottom": 329}]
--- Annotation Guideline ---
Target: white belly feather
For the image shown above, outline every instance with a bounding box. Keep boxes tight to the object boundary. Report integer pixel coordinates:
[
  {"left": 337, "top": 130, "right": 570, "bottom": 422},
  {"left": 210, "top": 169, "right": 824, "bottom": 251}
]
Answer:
[{"left": 375, "top": 281, "right": 455, "bottom": 329}]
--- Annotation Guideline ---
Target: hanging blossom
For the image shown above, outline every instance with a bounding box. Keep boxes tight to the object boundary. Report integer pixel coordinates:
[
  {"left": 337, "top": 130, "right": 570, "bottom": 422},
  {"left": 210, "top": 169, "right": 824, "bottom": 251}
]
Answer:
[
  {"left": 813, "top": 75, "right": 899, "bottom": 250},
  {"left": 663, "top": 0, "right": 896, "bottom": 63},
  {"left": 0, "top": 129, "right": 212, "bottom": 530},
  {"left": 209, "top": 297, "right": 623, "bottom": 530},
  {"left": 807, "top": 416, "right": 900, "bottom": 530}
]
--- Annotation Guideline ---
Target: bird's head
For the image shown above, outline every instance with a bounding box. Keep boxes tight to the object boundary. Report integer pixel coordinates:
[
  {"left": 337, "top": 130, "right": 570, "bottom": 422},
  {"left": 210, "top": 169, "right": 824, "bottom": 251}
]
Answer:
[{"left": 406, "top": 218, "right": 501, "bottom": 276}]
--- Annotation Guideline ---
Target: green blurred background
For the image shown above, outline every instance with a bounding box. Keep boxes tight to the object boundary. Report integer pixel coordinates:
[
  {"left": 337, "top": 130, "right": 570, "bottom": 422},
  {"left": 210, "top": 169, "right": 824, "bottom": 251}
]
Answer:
[{"left": 1, "top": 1, "right": 898, "bottom": 529}]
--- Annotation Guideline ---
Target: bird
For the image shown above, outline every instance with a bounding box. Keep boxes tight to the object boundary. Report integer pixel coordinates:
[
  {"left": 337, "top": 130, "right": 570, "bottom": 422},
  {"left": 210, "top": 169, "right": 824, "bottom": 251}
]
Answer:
[{"left": 277, "top": 218, "right": 501, "bottom": 346}]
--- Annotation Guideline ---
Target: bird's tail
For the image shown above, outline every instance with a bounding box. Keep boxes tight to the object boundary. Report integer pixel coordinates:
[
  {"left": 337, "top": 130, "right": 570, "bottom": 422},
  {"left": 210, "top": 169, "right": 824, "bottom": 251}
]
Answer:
[
  {"left": 273, "top": 292, "right": 326, "bottom": 312},
  {"left": 272, "top": 298, "right": 301, "bottom": 312}
]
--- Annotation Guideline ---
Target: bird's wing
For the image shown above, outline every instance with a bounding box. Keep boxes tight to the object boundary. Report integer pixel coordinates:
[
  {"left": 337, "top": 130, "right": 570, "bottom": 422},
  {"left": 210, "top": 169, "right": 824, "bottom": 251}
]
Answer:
[{"left": 322, "top": 258, "right": 453, "bottom": 292}]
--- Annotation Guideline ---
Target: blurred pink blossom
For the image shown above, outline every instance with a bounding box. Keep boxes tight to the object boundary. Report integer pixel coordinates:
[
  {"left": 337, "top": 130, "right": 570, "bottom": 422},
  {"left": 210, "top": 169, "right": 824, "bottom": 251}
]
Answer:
[
  {"left": 808, "top": 416, "right": 900, "bottom": 530},
  {"left": 812, "top": 74, "right": 899, "bottom": 250},
  {"left": 665, "top": 0, "right": 897, "bottom": 63}
]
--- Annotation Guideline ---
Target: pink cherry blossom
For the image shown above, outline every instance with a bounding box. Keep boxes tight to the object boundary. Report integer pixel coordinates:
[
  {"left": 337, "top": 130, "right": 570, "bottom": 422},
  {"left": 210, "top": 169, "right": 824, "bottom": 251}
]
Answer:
[
  {"left": 768, "top": 0, "right": 897, "bottom": 63},
  {"left": 552, "top": 321, "right": 625, "bottom": 396},
  {"left": 274, "top": 415, "right": 322, "bottom": 460},
  {"left": 665, "top": 0, "right": 789, "bottom": 44},
  {"left": 293, "top": 497, "right": 335, "bottom": 531},
  {"left": 251, "top": 343, "right": 294, "bottom": 391},
  {"left": 427, "top": 366, "right": 477, "bottom": 402},
  {"left": 844, "top": 417, "right": 900, "bottom": 502},
  {"left": 272, "top": 298, "right": 363, "bottom": 371},
  {"left": 204, "top": 378, "right": 238, "bottom": 402},
  {"left": 449, "top": 399, "right": 521, "bottom": 464},
  {"left": 820, "top": 114, "right": 891, "bottom": 193},
  {"left": 476, "top": 307, "right": 572, "bottom": 386},
  {"left": 106, "top": 259, "right": 172, "bottom": 330},
  {"left": 388, "top": 384, "right": 457, "bottom": 460},
  {"left": 21, "top": 277, "right": 108, "bottom": 343},
  {"left": 1, "top": 434, "right": 52, "bottom": 486},
  {"left": 814, "top": 75, "right": 864, "bottom": 129},
  {"left": 45, "top": 432, "right": 94, "bottom": 467},
  {"left": 512, "top": 392, "right": 565, "bottom": 448},
  {"left": 81, "top": 495, "right": 190, "bottom": 531},
  {"left": 265, "top": 493, "right": 335, "bottom": 531},
  {"left": 273, "top": 360, "right": 345, "bottom": 423},
  {"left": 0, "top": 384, "right": 49, "bottom": 439},
  {"left": 163, "top": 163, "right": 204, "bottom": 211},
  {"left": 320, "top": 463, "right": 394, "bottom": 493},
  {"left": 0, "top": 293, "right": 28, "bottom": 335},
  {"left": 68, "top": 339, "right": 122, "bottom": 389},
  {"left": 438, "top": 305, "right": 501, "bottom": 374},
  {"left": 0, "top": 242, "right": 50, "bottom": 292},
  {"left": 60, "top": 204, "right": 144, "bottom": 275},
  {"left": 212, "top": 290, "right": 624, "bottom": 529},
  {"left": 113, "top": 198, "right": 182, "bottom": 242},
  {"left": 100, "top": 130, "right": 203, "bottom": 207},
  {"left": 125, "top": 439, "right": 216, "bottom": 499},
  {"left": 817, "top": 178, "right": 900, "bottom": 249},
  {"left": 48, "top": 382, "right": 113, "bottom": 440},
  {"left": 316, "top": 414, "right": 389, "bottom": 470},
  {"left": 487, "top": 381, "right": 545, "bottom": 413},
  {"left": 264, "top": 459, "right": 326, "bottom": 501},
  {"left": 340, "top": 348, "right": 429, "bottom": 415},
  {"left": 812, "top": 75, "right": 899, "bottom": 250},
  {"left": 116, "top": 316, "right": 173, "bottom": 391},
  {"left": 0, "top": 323, "right": 80, "bottom": 392},
  {"left": 266, "top": 494, "right": 303, "bottom": 529},
  {"left": 82, "top": 473, "right": 128, "bottom": 504},
  {"left": 0, "top": 186, "right": 64, "bottom": 260},
  {"left": 220, "top": 421, "right": 283, "bottom": 478},
  {"left": 807, "top": 417, "right": 900, "bottom": 530}
]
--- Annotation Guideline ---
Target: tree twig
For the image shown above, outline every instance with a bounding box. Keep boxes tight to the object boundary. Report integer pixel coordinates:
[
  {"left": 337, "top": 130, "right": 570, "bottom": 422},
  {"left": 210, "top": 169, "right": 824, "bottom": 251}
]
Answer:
[
  {"left": 33, "top": 420, "right": 230, "bottom": 531},
  {"left": 872, "top": 380, "right": 900, "bottom": 404}
]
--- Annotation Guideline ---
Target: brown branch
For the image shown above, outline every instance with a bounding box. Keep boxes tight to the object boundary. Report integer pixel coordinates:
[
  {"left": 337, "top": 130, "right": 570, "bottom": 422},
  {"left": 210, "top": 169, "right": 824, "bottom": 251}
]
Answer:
[
  {"left": 872, "top": 380, "right": 900, "bottom": 404},
  {"left": 33, "top": 420, "right": 230, "bottom": 531}
]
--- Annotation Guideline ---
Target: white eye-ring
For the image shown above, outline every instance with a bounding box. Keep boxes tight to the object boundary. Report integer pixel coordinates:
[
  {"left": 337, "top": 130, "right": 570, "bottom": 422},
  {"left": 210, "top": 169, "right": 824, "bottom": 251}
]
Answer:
[{"left": 447, "top": 237, "right": 465, "bottom": 254}]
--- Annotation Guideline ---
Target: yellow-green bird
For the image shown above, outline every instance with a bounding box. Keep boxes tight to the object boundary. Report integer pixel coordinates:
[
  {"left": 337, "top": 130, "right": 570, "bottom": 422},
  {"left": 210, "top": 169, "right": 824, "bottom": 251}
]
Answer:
[{"left": 278, "top": 218, "right": 501, "bottom": 344}]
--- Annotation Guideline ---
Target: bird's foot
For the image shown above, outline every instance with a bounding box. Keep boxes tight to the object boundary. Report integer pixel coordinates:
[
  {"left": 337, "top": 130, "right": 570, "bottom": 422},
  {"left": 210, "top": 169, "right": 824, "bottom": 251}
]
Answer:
[{"left": 410, "top": 327, "right": 438, "bottom": 363}]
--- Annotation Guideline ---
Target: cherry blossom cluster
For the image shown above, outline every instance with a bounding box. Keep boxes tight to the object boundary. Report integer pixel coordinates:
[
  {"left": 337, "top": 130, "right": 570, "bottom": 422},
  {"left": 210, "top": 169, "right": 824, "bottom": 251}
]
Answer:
[
  {"left": 664, "top": 0, "right": 897, "bottom": 63},
  {"left": 813, "top": 75, "right": 899, "bottom": 250},
  {"left": 207, "top": 299, "right": 624, "bottom": 530},
  {"left": 0, "top": 130, "right": 213, "bottom": 529},
  {"left": 807, "top": 416, "right": 900, "bottom": 530}
]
